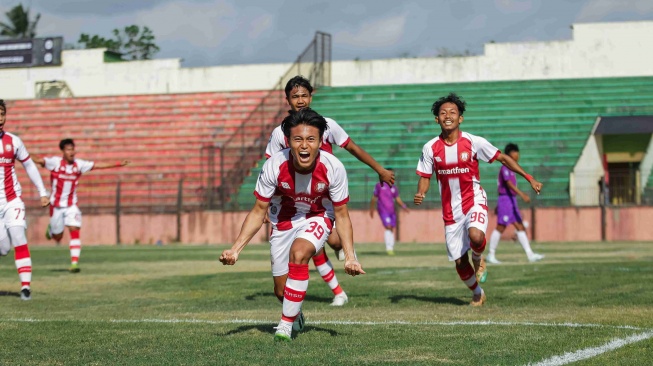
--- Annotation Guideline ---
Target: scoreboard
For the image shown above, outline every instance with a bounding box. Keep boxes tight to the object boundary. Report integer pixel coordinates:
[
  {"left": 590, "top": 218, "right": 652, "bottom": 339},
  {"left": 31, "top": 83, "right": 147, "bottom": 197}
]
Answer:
[{"left": 0, "top": 37, "right": 63, "bottom": 69}]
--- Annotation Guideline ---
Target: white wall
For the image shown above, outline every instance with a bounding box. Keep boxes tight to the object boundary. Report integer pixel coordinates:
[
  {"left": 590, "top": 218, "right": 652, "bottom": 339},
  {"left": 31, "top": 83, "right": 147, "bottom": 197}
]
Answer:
[{"left": 1, "top": 21, "right": 652, "bottom": 99}]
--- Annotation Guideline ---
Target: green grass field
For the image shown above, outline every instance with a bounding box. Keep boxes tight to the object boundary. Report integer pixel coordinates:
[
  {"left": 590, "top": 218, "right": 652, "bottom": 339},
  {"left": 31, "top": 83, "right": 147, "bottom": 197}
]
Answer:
[{"left": 0, "top": 241, "right": 651, "bottom": 365}]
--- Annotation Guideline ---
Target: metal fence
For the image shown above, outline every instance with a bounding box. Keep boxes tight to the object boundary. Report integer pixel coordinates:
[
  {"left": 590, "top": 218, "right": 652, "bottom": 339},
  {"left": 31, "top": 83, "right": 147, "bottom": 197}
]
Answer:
[{"left": 200, "top": 31, "right": 332, "bottom": 210}]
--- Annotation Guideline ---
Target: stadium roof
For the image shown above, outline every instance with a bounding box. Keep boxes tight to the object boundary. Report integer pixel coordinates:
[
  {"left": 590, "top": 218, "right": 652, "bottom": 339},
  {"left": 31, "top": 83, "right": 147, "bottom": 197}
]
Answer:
[{"left": 594, "top": 116, "right": 653, "bottom": 135}]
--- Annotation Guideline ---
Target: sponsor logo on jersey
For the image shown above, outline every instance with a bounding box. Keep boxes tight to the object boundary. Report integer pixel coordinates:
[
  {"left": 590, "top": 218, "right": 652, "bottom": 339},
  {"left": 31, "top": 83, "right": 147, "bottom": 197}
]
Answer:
[
  {"left": 0, "top": 157, "right": 12, "bottom": 164},
  {"left": 280, "top": 182, "right": 291, "bottom": 189},
  {"left": 437, "top": 167, "right": 470, "bottom": 175},
  {"left": 4, "top": 144, "right": 11, "bottom": 152},
  {"left": 295, "top": 196, "right": 319, "bottom": 204},
  {"left": 460, "top": 151, "right": 469, "bottom": 162},
  {"left": 57, "top": 173, "right": 79, "bottom": 180},
  {"left": 315, "top": 182, "right": 326, "bottom": 193}
]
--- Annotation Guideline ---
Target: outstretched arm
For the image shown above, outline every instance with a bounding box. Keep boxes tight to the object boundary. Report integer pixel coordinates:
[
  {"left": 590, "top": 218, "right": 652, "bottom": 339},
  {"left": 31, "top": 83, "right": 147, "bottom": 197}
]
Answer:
[
  {"left": 343, "top": 141, "right": 395, "bottom": 186},
  {"left": 496, "top": 153, "right": 543, "bottom": 195},
  {"left": 334, "top": 203, "right": 365, "bottom": 276},
  {"left": 414, "top": 177, "right": 431, "bottom": 205},
  {"left": 219, "top": 199, "right": 268, "bottom": 265},
  {"left": 93, "top": 160, "right": 130, "bottom": 170},
  {"left": 32, "top": 156, "right": 46, "bottom": 168}
]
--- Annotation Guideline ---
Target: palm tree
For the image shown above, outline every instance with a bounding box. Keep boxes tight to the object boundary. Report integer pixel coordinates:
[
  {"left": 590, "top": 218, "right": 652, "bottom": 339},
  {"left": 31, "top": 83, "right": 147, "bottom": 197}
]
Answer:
[{"left": 0, "top": 4, "right": 41, "bottom": 39}]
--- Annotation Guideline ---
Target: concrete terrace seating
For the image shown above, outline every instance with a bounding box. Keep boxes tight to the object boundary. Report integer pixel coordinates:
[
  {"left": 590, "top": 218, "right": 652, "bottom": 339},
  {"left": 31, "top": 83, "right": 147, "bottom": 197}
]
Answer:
[
  {"left": 235, "top": 76, "right": 653, "bottom": 208},
  {"left": 6, "top": 90, "right": 269, "bottom": 212}
]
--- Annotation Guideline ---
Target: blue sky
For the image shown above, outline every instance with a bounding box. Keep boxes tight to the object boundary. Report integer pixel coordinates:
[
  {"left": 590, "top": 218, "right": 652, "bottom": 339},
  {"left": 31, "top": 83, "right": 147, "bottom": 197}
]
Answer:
[{"left": 1, "top": 0, "right": 652, "bottom": 67}]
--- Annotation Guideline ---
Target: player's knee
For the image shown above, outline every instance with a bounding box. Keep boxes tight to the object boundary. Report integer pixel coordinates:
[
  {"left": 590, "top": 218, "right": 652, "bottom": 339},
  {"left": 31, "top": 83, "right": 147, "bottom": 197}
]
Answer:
[
  {"left": 0, "top": 240, "right": 10, "bottom": 256},
  {"left": 455, "top": 255, "right": 471, "bottom": 269},
  {"left": 7, "top": 226, "right": 27, "bottom": 246},
  {"left": 469, "top": 231, "right": 485, "bottom": 247}
]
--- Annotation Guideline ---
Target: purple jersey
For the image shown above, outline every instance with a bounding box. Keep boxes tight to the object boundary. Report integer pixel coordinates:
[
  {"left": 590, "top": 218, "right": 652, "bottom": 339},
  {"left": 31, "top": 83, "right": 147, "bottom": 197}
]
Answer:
[
  {"left": 373, "top": 183, "right": 399, "bottom": 215},
  {"left": 497, "top": 165, "right": 517, "bottom": 196}
]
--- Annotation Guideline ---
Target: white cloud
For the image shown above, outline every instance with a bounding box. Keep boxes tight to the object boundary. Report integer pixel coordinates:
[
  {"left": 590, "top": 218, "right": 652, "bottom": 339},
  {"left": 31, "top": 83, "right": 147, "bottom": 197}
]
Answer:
[
  {"left": 138, "top": 1, "right": 237, "bottom": 48},
  {"left": 334, "top": 13, "right": 407, "bottom": 48},
  {"left": 248, "top": 13, "right": 273, "bottom": 40},
  {"left": 576, "top": 0, "right": 653, "bottom": 21}
]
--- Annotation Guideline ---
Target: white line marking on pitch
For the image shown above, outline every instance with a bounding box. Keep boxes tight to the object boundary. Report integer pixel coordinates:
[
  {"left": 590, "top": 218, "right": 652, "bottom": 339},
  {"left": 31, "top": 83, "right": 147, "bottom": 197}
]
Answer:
[
  {"left": 528, "top": 330, "right": 653, "bottom": 366},
  {"left": 0, "top": 318, "right": 647, "bottom": 331}
]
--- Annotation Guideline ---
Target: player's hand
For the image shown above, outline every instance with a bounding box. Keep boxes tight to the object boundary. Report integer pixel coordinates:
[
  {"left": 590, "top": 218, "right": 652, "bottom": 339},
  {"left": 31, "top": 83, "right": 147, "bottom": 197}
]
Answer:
[
  {"left": 521, "top": 193, "right": 531, "bottom": 203},
  {"left": 530, "top": 179, "right": 543, "bottom": 195},
  {"left": 369, "top": 210, "right": 374, "bottom": 218},
  {"left": 263, "top": 211, "right": 270, "bottom": 224},
  {"left": 219, "top": 249, "right": 239, "bottom": 265},
  {"left": 413, "top": 193, "right": 425, "bottom": 205},
  {"left": 379, "top": 169, "right": 395, "bottom": 186},
  {"left": 344, "top": 260, "right": 365, "bottom": 276},
  {"left": 40, "top": 196, "right": 50, "bottom": 207}
]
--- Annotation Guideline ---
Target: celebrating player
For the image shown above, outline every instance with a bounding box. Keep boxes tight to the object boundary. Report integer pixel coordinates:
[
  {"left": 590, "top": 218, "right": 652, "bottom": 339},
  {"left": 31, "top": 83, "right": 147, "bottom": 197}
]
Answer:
[
  {"left": 369, "top": 168, "right": 409, "bottom": 255},
  {"left": 264, "top": 75, "right": 392, "bottom": 306},
  {"left": 220, "top": 108, "right": 364, "bottom": 342},
  {"left": 0, "top": 99, "right": 50, "bottom": 301},
  {"left": 414, "top": 93, "right": 542, "bottom": 306},
  {"left": 487, "top": 143, "right": 544, "bottom": 264},
  {"left": 33, "top": 139, "right": 130, "bottom": 273}
]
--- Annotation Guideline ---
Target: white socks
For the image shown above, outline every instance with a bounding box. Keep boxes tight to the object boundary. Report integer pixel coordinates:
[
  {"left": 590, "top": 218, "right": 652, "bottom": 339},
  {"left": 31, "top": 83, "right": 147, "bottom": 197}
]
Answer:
[
  {"left": 516, "top": 230, "right": 534, "bottom": 258},
  {"left": 488, "top": 230, "right": 501, "bottom": 257},
  {"left": 384, "top": 229, "right": 394, "bottom": 251}
]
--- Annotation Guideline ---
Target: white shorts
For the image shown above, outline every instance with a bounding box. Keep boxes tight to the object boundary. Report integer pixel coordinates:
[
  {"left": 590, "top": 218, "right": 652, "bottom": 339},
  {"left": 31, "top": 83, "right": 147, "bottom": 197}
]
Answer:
[
  {"left": 0, "top": 198, "right": 27, "bottom": 229},
  {"left": 50, "top": 205, "right": 82, "bottom": 234},
  {"left": 269, "top": 216, "right": 332, "bottom": 277},
  {"left": 444, "top": 205, "right": 489, "bottom": 261}
]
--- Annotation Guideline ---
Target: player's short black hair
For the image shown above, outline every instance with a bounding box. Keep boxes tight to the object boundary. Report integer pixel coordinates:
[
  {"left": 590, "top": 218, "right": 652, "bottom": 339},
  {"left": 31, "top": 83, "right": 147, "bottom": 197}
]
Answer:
[
  {"left": 284, "top": 75, "right": 313, "bottom": 98},
  {"left": 386, "top": 167, "right": 394, "bottom": 171},
  {"left": 59, "top": 138, "right": 75, "bottom": 151},
  {"left": 504, "top": 143, "right": 519, "bottom": 155},
  {"left": 281, "top": 108, "right": 328, "bottom": 139},
  {"left": 0, "top": 99, "right": 6, "bottom": 112},
  {"left": 431, "top": 93, "right": 467, "bottom": 116}
]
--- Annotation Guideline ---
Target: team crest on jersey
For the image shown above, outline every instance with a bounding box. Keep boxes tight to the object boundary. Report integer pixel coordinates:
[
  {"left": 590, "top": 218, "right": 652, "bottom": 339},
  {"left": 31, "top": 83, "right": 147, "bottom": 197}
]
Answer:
[
  {"left": 271, "top": 206, "right": 278, "bottom": 215},
  {"left": 280, "top": 182, "right": 291, "bottom": 189},
  {"left": 435, "top": 156, "right": 442, "bottom": 162},
  {"left": 4, "top": 144, "right": 11, "bottom": 152},
  {"left": 460, "top": 151, "right": 470, "bottom": 162},
  {"left": 315, "top": 182, "right": 327, "bottom": 193}
]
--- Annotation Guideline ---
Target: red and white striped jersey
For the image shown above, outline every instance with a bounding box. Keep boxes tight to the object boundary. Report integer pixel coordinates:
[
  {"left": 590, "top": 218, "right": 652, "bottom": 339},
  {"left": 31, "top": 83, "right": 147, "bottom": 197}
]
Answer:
[
  {"left": 0, "top": 132, "right": 33, "bottom": 205},
  {"left": 44, "top": 156, "right": 94, "bottom": 208},
  {"left": 255, "top": 149, "right": 349, "bottom": 231},
  {"left": 416, "top": 131, "right": 500, "bottom": 226},
  {"left": 264, "top": 117, "right": 352, "bottom": 158}
]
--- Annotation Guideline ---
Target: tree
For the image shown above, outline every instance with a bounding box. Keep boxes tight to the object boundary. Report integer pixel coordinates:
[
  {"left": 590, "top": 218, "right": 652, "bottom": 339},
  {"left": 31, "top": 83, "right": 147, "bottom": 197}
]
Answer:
[
  {"left": 0, "top": 4, "right": 40, "bottom": 39},
  {"left": 78, "top": 25, "right": 160, "bottom": 60}
]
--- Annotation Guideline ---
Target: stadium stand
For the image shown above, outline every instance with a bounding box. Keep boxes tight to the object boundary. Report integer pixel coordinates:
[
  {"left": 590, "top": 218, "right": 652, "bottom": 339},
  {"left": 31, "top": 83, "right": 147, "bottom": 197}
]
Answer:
[
  {"left": 7, "top": 90, "right": 270, "bottom": 213},
  {"left": 235, "top": 76, "right": 653, "bottom": 208}
]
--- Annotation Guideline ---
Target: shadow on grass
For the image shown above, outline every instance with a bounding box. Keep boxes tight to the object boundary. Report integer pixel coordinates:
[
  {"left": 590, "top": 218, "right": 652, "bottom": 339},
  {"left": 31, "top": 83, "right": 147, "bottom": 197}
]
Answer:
[
  {"left": 220, "top": 325, "right": 340, "bottom": 338},
  {"left": 49, "top": 269, "right": 71, "bottom": 273},
  {"left": 245, "top": 292, "right": 333, "bottom": 304},
  {"left": 0, "top": 291, "right": 20, "bottom": 297},
  {"left": 389, "top": 294, "right": 467, "bottom": 306}
]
